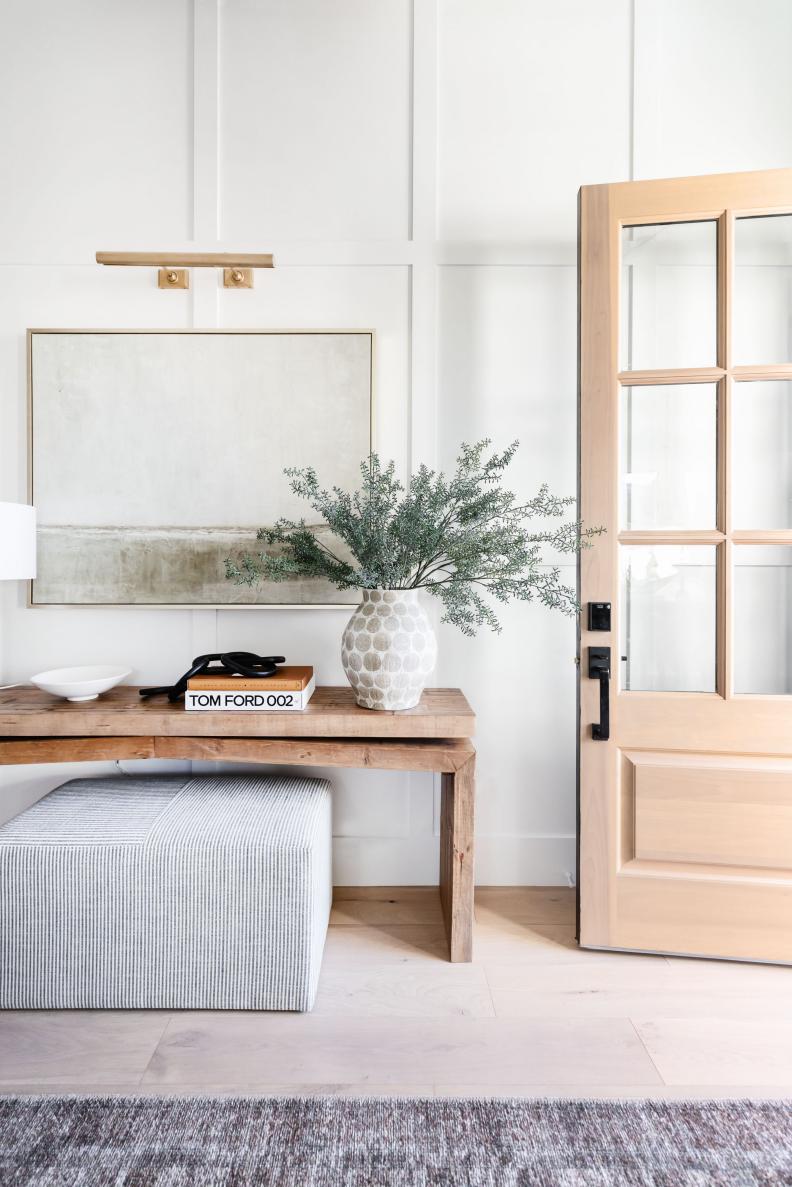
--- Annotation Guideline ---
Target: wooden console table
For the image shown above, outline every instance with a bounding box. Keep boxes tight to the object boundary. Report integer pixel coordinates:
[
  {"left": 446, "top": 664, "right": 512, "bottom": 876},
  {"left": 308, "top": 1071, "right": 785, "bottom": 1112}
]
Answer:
[{"left": 0, "top": 686, "right": 476, "bottom": 962}]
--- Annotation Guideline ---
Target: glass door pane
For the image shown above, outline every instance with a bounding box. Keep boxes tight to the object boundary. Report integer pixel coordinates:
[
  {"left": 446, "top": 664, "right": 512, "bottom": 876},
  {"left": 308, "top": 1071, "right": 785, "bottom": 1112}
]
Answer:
[
  {"left": 734, "top": 546, "right": 792, "bottom": 694},
  {"left": 620, "top": 383, "right": 716, "bottom": 529},
  {"left": 732, "top": 380, "right": 792, "bottom": 528},
  {"left": 620, "top": 545, "right": 717, "bottom": 692},
  {"left": 620, "top": 220, "right": 717, "bottom": 371},
  {"left": 734, "top": 214, "right": 792, "bottom": 365}
]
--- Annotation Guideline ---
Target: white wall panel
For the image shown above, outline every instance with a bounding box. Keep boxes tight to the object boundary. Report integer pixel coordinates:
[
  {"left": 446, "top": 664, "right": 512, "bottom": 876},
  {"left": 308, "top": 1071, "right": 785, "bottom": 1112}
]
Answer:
[
  {"left": 437, "top": 267, "right": 578, "bottom": 877},
  {"left": 438, "top": 266, "right": 577, "bottom": 495},
  {"left": 0, "top": 0, "right": 193, "bottom": 262},
  {"left": 220, "top": 0, "right": 411, "bottom": 241},
  {"left": 634, "top": 0, "right": 792, "bottom": 179},
  {"left": 438, "top": 0, "right": 632, "bottom": 253},
  {"left": 3, "top": 0, "right": 792, "bottom": 882},
  {"left": 438, "top": 599, "right": 577, "bottom": 841}
]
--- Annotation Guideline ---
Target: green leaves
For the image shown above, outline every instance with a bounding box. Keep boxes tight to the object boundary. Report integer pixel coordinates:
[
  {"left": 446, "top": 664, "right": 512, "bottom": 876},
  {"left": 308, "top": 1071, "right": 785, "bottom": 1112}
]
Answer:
[{"left": 225, "top": 439, "right": 603, "bottom": 634}]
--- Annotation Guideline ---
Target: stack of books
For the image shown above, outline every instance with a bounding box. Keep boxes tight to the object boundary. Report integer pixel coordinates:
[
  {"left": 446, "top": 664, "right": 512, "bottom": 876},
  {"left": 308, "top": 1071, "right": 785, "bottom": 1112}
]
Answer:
[{"left": 184, "top": 666, "right": 315, "bottom": 712}]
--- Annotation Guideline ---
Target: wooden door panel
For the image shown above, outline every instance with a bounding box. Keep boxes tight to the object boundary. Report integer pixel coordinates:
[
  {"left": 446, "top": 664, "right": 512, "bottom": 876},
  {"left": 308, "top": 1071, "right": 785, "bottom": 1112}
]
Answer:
[
  {"left": 579, "top": 167, "right": 792, "bottom": 963},
  {"left": 613, "top": 876, "right": 792, "bottom": 964},
  {"left": 626, "top": 752, "right": 792, "bottom": 870}
]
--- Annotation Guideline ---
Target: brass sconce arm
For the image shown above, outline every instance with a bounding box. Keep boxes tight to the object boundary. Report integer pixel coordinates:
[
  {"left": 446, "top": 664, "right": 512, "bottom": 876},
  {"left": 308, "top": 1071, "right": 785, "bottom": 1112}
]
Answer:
[{"left": 95, "top": 251, "right": 274, "bottom": 290}]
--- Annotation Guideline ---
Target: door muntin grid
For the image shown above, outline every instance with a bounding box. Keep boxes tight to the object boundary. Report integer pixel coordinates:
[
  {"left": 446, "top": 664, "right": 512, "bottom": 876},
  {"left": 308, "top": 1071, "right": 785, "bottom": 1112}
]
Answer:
[{"left": 618, "top": 212, "right": 792, "bottom": 697}]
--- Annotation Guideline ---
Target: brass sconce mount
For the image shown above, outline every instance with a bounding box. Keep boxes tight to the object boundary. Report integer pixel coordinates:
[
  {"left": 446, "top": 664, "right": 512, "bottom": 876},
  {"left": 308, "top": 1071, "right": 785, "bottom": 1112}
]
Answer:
[
  {"left": 223, "top": 267, "right": 253, "bottom": 289},
  {"left": 158, "top": 268, "right": 189, "bottom": 290}
]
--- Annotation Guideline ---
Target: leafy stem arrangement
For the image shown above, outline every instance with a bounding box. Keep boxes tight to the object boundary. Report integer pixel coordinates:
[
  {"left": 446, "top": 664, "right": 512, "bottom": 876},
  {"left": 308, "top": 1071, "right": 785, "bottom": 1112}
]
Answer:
[{"left": 226, "top": 439, "right": 602, "bottom": 635}]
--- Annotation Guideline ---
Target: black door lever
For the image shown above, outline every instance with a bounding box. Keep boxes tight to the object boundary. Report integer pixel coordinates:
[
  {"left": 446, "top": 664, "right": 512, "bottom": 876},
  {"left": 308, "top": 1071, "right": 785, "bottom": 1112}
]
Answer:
[{"left": 588, "top": 646, "right": 611, "bottom": 741}]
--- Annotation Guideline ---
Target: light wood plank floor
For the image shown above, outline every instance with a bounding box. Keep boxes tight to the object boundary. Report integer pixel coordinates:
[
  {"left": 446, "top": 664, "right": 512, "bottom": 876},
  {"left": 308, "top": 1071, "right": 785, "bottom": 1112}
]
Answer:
[{"left": 2, "top": 887, "right": 792, "bottom": 1098}]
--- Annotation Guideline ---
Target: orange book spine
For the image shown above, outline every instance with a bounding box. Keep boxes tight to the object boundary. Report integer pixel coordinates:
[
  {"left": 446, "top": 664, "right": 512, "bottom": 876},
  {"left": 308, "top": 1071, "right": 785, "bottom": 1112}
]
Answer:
[{"left": 187, "top": 671, "right": 312, "bottom": 692}]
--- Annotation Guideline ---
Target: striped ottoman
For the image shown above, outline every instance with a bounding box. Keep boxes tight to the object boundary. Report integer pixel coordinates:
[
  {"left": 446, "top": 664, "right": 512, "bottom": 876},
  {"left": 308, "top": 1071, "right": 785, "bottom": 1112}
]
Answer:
[{"left": 0, "top": 772, "right": 332, "bottom": 1011}]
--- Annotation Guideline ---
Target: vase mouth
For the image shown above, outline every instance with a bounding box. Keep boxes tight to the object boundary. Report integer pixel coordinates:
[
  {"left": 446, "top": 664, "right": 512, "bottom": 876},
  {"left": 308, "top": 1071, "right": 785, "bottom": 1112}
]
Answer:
[{"left": 360, "top": 587, "right": 419, "bottom": 600}]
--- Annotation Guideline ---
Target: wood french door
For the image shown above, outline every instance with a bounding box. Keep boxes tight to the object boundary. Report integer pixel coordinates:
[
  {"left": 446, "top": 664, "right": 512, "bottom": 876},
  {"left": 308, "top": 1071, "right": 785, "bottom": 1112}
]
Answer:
[{"left": 578, "top": 167, "right": 792, "bottom": 963}]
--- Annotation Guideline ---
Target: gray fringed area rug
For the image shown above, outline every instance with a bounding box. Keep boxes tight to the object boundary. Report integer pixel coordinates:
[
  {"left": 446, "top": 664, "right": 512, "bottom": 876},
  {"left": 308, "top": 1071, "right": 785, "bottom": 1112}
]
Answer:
[{"left": 1, "top": 1095, "right": 791, "bottom": 1186}]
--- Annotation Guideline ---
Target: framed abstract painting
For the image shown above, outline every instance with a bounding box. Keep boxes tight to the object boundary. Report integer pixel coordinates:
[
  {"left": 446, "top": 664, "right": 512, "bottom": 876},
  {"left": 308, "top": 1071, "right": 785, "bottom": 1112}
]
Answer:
[{"left": 28, "top": 329, "right": 374, "bottom": 607}]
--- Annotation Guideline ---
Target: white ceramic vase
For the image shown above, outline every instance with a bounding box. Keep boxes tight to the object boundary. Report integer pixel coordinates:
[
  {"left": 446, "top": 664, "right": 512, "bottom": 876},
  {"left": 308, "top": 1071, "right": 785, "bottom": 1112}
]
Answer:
[{"left": 341, "top": 588, "right": 437, "bottom": 710}]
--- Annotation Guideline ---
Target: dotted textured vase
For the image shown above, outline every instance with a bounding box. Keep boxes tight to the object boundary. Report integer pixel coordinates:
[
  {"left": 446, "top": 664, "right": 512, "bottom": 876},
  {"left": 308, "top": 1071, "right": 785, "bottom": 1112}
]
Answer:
[{"left": 341, "top": 589, "right": 437, "bottom": 711}]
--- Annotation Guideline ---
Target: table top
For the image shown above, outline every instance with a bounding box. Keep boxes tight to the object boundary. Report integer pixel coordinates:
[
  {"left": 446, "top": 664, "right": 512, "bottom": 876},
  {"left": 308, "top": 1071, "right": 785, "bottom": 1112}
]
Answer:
[{"left": 0, "top": 685, "right": 475, "bottom": 741}]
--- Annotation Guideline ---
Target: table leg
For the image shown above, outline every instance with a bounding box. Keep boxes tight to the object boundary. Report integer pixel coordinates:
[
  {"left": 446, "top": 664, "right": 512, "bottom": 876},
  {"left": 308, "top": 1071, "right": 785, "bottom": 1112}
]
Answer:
[{"left": 439, "top": 752, "right": 475, "bottom": 962}]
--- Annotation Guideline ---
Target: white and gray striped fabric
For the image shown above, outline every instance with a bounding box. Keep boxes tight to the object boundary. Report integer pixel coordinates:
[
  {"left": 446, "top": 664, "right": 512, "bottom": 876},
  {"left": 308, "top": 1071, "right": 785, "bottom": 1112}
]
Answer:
[{"left": 0, "top": 773, "right": 332, "bottom": 1011}]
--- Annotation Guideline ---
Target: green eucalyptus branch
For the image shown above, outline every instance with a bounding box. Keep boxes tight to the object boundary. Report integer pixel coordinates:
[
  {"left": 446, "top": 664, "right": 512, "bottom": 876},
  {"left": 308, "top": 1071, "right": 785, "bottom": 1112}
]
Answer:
[{"left": 225, "top": 439, "right": 603, "bottom": 635}]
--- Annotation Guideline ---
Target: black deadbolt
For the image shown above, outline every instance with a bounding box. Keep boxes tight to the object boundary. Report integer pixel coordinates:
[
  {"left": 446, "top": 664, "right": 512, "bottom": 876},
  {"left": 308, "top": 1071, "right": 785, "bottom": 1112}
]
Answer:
[{"left": 587, "top": 601, "right": 611, "bottom": 632}]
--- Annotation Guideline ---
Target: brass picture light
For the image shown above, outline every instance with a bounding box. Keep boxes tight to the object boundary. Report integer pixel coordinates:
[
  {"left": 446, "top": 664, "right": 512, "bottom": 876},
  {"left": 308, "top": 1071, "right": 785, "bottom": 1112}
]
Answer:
[{"left": 95, "top": 251, "right": 274, "bottom": 290}]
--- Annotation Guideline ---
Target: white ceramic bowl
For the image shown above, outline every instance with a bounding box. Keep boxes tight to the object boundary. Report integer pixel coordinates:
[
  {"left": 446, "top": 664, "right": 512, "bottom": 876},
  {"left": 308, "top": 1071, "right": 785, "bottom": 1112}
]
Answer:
[{"left": 30, "top": 665, "right": 131, "bottom": 702}]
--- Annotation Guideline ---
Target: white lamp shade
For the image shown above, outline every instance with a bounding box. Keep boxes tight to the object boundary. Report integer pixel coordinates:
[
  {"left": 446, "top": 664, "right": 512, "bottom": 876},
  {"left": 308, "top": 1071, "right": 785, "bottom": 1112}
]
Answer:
[{"left": 0, "top": 502, "right": 36, "bottom": 580}]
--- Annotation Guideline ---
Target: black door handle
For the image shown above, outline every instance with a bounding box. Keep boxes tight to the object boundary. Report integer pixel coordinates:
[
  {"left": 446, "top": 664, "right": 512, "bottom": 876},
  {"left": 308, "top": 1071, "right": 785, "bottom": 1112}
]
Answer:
[{"left": 588, "top": 646, "right": 611, "bottom": 741}]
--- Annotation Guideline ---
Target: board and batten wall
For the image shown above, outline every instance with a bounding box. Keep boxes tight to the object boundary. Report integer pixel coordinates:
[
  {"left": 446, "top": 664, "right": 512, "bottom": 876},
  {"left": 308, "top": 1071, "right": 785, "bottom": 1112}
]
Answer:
[{"left": 1, "top": 0, "right": 790, "bottom": 882}]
